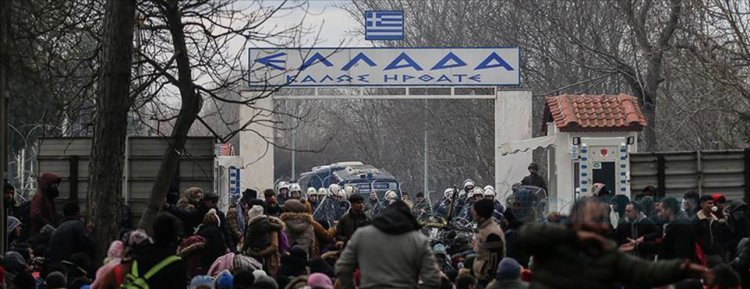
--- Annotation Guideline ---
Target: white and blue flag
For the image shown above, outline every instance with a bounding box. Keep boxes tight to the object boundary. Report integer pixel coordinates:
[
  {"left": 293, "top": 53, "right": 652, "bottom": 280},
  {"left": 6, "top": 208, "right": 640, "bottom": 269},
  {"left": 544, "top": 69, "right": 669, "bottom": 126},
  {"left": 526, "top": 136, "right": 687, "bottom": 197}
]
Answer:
[{"left": 365, "top": 11, "right": 404, "bottom": 40}]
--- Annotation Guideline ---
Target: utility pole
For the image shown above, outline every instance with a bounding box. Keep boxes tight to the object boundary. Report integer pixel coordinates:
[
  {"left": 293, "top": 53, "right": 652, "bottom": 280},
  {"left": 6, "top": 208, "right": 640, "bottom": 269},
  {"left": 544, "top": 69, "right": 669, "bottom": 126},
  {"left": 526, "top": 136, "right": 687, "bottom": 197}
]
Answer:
[
  {"left": 291, "top": 103, "right": 297, "bottom": 181},
  {"left": 423, "top": 99, "right": 432, "bottom": 211},
  {"left": 0, "top": 0, "right": 10, "bottom": 253}
]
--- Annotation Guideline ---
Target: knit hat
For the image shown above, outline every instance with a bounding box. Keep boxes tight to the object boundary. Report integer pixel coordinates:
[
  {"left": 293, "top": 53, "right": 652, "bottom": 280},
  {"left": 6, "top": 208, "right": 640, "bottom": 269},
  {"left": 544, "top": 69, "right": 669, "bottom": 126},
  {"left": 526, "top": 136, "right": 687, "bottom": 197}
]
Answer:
[
  {"left": 204, "top": 208, "right": 220, "bottom": 227},
  {"left": 190, "top": 275, "right": 215, "bottom": 289},
  {"left": 45, "top": 271, "right": 67, "bottom": 289},
  {"left": 307, "top": 273, "right": 333, "bottom": 289},
  {"left": 495, "top": 257, "right": 521, "bottom": 280},
  {"left": 215, "top": 270, "right": 233, "bottom": 289},
  {"left": 248, "top": 205, "right": 264, "bottom": 221},
  {"left": 6, "top": 216, "right": 20, "bottom": 234},
  {"left": 473, "top": 199, "right": 495, "bottom": 219},
  {"left": 254, "top": 275, "right": 278, "bottom": 289},
  {"left": 282, "top": 200, "right": 306, "bottom": 213}
]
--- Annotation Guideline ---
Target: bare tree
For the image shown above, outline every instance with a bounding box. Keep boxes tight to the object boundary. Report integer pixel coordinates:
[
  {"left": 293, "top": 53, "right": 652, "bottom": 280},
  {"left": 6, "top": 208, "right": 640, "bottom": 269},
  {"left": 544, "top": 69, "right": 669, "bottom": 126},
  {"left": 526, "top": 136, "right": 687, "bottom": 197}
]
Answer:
[
  {"left": 87, "top": 0, "right": 137, "bottom": 254},
  {"left": 132, "top": 0, "right": 311, "bottom": 229}
]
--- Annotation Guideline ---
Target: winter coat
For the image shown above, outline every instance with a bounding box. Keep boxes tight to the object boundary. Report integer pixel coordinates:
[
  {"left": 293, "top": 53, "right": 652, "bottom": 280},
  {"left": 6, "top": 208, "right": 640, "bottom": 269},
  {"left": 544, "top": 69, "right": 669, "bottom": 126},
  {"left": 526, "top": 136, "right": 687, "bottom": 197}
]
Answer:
[
  {"left": 335, "top": 211, "right": 371, "bottom": 243},
  {"left": 486, "top": 279, "right": 528, "bottom": 289},
  {"left": 30, "top": 173, "right": 60, "bottom": 235},
  {"left": 197, "top": 223, "right": 229, "bottom": 272},
  {"left": 473, "top": 218, "right": 506, "bottom": 281},
  {"left": 47, "top": 217, "right": 96, "bottom": 262},
  {"left": 226, "top": 206, "right": 244, "bottom": 244},
  {"left": 335, "top": 205, "right": 441, "bottom": 289},
  {"left": 636, "top": 217, "right": 698, "bottom": 262},
  {"left": 242, "top": 215, "right": 283, "bottom": 276},
  {"left": 194, "top": 205, "right": 236, "bottom": 251},
  {"left": 614, "top": 215, "right": 661, "bottom": 259},
  {"left": 730, "top": 238, "right": 749, "bottom": 288},
  {"left": 520, "top": 223, "right": 690, "bottom": 289},
  {"left": 521, "top": 172, "right": 547, "bottom": 192},
  {"left": 694, "top": 210, "right": 729, "bottom": 257},
  {"left": 280, "top": 212, "right": 318, "bottom": 258}
]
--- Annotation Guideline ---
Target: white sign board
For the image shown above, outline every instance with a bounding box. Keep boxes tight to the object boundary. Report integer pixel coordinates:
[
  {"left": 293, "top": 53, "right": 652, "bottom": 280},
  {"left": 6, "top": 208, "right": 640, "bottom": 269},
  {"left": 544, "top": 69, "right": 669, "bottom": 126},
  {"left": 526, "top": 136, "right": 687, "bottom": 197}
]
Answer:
[{"left": 248, "top": 47, "right": 521, "bottom": 87}]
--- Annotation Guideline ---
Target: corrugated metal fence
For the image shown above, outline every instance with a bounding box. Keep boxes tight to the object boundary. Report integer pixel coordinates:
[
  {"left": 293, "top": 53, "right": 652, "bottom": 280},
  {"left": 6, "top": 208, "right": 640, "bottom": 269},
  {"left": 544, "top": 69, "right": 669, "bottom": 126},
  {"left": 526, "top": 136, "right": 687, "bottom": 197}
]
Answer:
[
  {"left": 37, "top": 137, "right": 215, "bottom": 218},
  {"left": 630, "top": 149, "right": 750, "bottom": 201}
]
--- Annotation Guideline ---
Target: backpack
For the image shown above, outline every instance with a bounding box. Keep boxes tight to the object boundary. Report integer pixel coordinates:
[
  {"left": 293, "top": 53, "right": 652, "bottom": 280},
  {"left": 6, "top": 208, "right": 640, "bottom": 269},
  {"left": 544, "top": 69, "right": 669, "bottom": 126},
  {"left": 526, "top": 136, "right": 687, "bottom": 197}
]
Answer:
[{"left": 120, "top": 255, "right": 181, "bottom": 289}]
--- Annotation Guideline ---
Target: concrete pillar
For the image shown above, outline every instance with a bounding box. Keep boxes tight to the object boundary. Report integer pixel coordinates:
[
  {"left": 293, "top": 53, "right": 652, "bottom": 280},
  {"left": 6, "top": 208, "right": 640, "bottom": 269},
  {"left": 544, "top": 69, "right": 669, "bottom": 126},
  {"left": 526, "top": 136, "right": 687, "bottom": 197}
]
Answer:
[
  {"left": 495, "top": 90, "right": 533, "bottom": 199},
  {"left": 239, "top": 92, "right": 275, "bottom": 191}
]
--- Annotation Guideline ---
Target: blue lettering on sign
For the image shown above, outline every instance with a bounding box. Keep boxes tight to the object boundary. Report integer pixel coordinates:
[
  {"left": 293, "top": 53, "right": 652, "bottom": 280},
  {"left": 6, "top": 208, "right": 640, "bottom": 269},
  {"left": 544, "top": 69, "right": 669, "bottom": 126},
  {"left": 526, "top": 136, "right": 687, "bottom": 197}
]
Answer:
[
  {"left": 301, "top": 75, "right": 316, "bottom": 83},
  {"left": 385, "top": 52, "right": 424, "bottom": 71},
  {"left": 384, "top": 74, "right": 398, "bottom": 82},
  {"left": 341, "top": 52, "right": 377, "bottom": 71},
  {"left": 475, "top": 52, "right": 514, "bottom": 71},
  {"left": 357, "top": 74, "right": 370, "bottom": 82},
  {"left": 300, "top": 53, "right": 333, "bottom": 70},
  {"left": 403, "top": 74, "right": 415, "bottom": 82},
  {"left": 469, "top": 74, "right": 482, "bottom": 82},
  {"left": 337, "top": 75, "right": 353, "bottom": 82},
  {"left": 431, "top": 52, "right": 467, "bottom": 70},
  {"left": 320, "top": 75, "right": 334, "bottom": 82},
  {"left": 453, "top": 74, "right": 467, "bottom": 82},
  {"left": 437, "top": 75, "right": 452, "bottom": 82},
  {"left": 256, "top": 52, "right": 286, "bottom": 70}
]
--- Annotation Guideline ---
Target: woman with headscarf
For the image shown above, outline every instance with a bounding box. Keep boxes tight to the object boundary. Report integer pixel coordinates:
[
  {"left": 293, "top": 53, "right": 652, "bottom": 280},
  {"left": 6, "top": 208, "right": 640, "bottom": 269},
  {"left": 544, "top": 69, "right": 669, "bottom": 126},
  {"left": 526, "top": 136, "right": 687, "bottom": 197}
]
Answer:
[{"left": 90, "top": 240, "right": 124, "bottom": 289}]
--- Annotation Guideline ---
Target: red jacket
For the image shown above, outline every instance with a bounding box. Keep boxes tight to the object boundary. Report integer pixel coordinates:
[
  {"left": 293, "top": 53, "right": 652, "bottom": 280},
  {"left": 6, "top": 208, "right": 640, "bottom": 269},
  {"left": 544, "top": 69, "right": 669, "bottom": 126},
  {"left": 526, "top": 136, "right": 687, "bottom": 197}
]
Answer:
[{"left": 30, "top": 173, "right": 61, "bottom": 235}]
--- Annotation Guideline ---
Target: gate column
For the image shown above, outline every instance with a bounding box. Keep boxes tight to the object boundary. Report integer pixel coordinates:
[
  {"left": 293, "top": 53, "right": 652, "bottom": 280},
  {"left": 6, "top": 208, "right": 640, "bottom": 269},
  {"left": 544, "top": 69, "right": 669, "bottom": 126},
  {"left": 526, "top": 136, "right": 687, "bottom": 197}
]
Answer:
[
  {"left": 239, "top": 92, "right": 275, "bottom": 191},
  {"left": 495, "top": 89, "right": 533, "bottom": 197}
]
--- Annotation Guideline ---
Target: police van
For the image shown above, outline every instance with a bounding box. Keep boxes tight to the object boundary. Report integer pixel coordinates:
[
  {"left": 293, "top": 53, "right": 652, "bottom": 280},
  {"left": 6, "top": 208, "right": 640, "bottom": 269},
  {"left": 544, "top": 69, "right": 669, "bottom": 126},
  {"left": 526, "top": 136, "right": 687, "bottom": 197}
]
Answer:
[{"left": 298, "top": 161, "right": 401, "bottom": 199}]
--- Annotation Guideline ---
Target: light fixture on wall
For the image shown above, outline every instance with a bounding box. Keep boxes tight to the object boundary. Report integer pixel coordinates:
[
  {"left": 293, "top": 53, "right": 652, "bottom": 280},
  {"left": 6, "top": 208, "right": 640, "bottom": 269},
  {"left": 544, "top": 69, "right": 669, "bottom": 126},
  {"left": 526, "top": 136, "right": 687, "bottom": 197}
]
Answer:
[
  {"left": 626, "top": 136, "right": 635, "bottom": 145},
  {"left": 572, "top": 137, "right": 581, "bottom": 145}
]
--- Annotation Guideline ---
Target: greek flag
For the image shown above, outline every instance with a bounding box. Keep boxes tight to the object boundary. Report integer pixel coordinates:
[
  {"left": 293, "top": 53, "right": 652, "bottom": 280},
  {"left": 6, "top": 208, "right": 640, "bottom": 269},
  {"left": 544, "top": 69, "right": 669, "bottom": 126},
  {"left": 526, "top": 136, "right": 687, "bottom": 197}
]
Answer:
[{"left": 365, "top": 11, "right": 404, "bottom": 40}]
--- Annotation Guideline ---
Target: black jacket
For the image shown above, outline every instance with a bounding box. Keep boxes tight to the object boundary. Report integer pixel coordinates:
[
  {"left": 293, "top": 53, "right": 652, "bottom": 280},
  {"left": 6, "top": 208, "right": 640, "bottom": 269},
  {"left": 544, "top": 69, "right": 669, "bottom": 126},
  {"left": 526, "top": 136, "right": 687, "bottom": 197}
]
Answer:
[
  {"left": 197, "top": 223, "right": 228, "bottom": 270},
  {"left": 637, "top": 217, "right": 698, "bottom": 262},
  {"left": 521, "top": 173, "right": 547, "bottom": 191},
  {"left": 614, "top": 216, "right": 661, "bottom": 259},
  {"left": 694, "top": 211, "right": 730, "bottom": 256},
  {"left": 47, "top": 217, "right": 96, "bottom": 262},
  {"left": 194, "top": 205, "right": 236, "bottom": 253},
  {"left": 335, "top": 211, "right": 371, "bottom": 242}
]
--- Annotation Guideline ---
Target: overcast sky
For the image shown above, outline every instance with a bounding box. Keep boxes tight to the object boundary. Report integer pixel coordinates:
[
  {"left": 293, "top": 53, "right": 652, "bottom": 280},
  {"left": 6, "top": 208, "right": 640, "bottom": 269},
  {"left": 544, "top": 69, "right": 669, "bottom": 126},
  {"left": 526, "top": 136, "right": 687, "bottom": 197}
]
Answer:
[{"left": 259, "top": 0, "right": 370, "bottom": 47}]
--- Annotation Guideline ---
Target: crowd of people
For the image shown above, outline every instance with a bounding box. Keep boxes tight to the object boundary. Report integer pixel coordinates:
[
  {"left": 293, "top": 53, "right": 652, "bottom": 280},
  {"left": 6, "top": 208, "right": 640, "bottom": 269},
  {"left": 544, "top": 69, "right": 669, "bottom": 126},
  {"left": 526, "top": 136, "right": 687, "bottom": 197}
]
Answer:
[{"left": 0, "top": 165, "right": 748, "bottom": 289}]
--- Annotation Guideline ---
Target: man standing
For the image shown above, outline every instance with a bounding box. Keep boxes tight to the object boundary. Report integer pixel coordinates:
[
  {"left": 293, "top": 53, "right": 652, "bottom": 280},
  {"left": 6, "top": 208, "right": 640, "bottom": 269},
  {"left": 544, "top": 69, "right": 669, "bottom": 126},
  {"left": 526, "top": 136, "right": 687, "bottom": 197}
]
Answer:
[
  {"left": 472, "top": 199, "right": 505, "bottom": 285},
  {"left": 335, "top": 201, "right": 440, "bottom": 289},
  {"left": 682, "top": 191, "right": 700, "bottom": 219},
  {"left": 695, "top": 195, "right": 730, "bottom": 266},
  {"left": 412, "top": 192, "right": 430, "bottom": 221},
  {"left": 521, "top": 163, "right": 547, "bottom": 192},
  {"left": 521, "top": 197, "right": 711, "bottom": 289},
  {"left": 47, "top": 202, "right": 96, "bottom": 262},
  {"left": 263, "top": 189, "right": 282, "bottom": 217},
  {"left": 633, "top": 197, "right": 699, "bottom": 262},
  {"left": 195, "top": 191, "right": 236, "bottom": 252},
  {"left": 277, "top": 182, "right": 290, "bottom": 205},
  {"left": 335, "top": 194, "right": 371, "bottom": 246},
  {"left": 31, "top": 172, "right": 61, "bottom": 235},
  {"left": 614, "top": 202, "right": 660, "bottom": 259},
  {"left": 365, "top": 191, "right": 380, "bottom": 218}
]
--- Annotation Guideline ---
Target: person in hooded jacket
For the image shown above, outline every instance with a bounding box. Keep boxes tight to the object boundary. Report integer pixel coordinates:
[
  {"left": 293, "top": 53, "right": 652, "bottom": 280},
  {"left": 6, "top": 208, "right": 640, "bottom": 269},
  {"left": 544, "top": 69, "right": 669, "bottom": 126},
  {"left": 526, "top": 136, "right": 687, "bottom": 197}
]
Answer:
[
  {"left": 242, "top": 205, "right": 283, "bottom": 276},
  {"left": 280, "top": 200, "right": 334, "bottom": 259},
  {"left": 335, "top": 200, "right": 441, "bottom": 289},
  {"left": 198, "top": 209, "right": 229, "bottom": 273},
  {"left": 614, "top": 202, "right": 660, "bottom": 260},
  {"left": 30, "top": 173, "right": 61, "bottom": 235}
]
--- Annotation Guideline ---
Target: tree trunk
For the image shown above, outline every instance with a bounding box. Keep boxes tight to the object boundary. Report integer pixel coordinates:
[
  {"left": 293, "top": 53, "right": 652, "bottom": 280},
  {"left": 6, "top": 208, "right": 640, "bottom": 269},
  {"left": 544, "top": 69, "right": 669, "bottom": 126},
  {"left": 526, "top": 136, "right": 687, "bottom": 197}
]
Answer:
[
  {"left": 87, "top": 0, "right": 136, "bottom": 256},
  {"left": 139, "top": 0, "right": 202, "bottom": 231}
]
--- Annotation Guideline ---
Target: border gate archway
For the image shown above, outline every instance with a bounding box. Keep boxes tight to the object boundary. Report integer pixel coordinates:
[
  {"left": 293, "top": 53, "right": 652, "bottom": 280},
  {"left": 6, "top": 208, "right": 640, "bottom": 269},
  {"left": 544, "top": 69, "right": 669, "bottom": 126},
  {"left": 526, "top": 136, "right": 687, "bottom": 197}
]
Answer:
[{"left": 238, "top": 47, "right": 533, "bottom": 198}]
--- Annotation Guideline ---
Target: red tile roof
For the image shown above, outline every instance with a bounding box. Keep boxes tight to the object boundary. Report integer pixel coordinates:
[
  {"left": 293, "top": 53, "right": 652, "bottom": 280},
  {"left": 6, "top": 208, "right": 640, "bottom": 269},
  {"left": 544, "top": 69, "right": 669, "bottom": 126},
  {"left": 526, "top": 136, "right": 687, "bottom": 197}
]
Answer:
[{"left": 544, "top": 94, "right": 647, "bottom": 133}]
